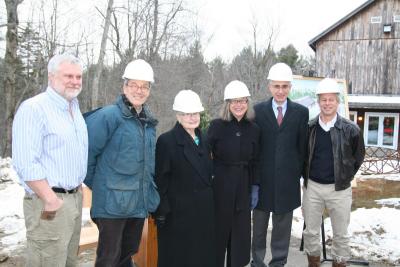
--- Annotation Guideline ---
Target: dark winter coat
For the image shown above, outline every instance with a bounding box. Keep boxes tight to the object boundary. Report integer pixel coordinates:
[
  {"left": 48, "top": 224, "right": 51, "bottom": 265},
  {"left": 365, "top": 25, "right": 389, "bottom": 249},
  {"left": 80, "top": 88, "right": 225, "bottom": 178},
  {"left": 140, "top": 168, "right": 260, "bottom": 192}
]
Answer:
[
  {"left": 207, "top": 118, "right": 260, "bottom": 267},
  {"left": 304, "top": 115, "right": 365, "bottom": 191},
  {"left": 254, "top": 98, "right": 309, "bottom": 214},
  {"left": 155, "top": 122, "right": 216, "bottom": 267}
]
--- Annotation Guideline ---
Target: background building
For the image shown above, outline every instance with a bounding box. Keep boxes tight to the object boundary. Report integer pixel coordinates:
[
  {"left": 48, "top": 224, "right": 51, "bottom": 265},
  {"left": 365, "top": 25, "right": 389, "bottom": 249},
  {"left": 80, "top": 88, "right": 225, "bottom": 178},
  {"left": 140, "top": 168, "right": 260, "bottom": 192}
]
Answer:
[{"left": 309, "top": 0, "right": 400, "bottom": 151}]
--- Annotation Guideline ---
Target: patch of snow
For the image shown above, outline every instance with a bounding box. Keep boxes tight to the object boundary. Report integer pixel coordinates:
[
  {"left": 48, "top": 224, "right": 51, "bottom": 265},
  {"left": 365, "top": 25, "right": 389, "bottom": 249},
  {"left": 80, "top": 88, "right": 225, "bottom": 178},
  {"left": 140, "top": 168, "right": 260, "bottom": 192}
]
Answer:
[
  {"left": 302, "top": 208, "right": 400, "bottom": 265},
  {"left": 356, "top": 171, "right": 400, "bottom": 181},
  {"left": 375, "top": 198, "right": 400, "bottom": 208},
  {"left": 0, "top": 159, "right": 26, "bottom": 251}
]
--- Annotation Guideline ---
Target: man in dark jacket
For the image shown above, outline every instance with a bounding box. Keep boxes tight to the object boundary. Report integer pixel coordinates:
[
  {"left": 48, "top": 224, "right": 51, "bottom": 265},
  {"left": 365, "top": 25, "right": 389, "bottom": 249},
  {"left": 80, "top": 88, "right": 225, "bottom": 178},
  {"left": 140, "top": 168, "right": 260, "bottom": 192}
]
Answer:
[
  {"left": 252, "top": 63, "right": 309, "bottom": 267},
  {"left": 302, "top": 78, "right": 365, "bottom": 267}
]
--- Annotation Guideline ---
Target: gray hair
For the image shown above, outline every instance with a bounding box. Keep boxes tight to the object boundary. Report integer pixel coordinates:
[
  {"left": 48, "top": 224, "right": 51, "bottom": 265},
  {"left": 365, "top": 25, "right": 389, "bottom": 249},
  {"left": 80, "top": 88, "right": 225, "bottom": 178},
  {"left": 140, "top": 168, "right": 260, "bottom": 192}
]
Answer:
[
  {"left": 317, "top": 93, "right": 340, "bottom": 103},
  {"left": 47, "top": 54, "right": 83, "bottom": 74},
  {"left": 219, "top": 98, "right": 255, "bottom": 121}
]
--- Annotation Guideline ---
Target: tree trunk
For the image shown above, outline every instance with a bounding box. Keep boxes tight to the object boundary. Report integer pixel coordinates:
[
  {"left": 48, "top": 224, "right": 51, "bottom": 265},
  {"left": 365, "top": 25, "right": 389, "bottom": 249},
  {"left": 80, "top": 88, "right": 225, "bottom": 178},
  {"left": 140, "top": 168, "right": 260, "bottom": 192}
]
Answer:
[
  {"left": 91, "top": 0, "right": 114, "bottom": 109},
  {"left": 149, "top": 0, "right": 158, "bottom": 62},
  {"left": 1, "top": 0, "right": 23, "bottom": 157}
]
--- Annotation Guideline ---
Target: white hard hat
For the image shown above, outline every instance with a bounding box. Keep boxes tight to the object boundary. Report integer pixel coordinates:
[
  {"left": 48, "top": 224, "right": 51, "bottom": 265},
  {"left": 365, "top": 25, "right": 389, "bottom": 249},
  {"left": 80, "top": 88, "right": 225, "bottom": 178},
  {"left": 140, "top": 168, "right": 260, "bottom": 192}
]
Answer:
[
  {"left": 224, "top": 80, "right": 251, "bottom": 100},
  {"left": 122, "top": 59, "right": 154, "bottom": 82},
  {"left": 267, "top": 62, "right": 293, "bottom": 82},
  {"left": 316, "top": 78, "right": 340, "bottom": 95},
  {"left": 173, "top": 90, "right": 204, "bottom": 113}
]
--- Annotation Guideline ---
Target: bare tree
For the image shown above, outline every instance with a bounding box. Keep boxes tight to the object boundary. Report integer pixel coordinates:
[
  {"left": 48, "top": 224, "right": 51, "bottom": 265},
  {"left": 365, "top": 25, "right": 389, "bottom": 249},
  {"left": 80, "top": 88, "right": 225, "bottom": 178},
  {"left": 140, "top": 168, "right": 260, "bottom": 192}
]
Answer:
[
  {"left": 91, "top": 0, "right": 114, "bottom": 109},
  {"left": 1, "top": 0, "right": 24, "bottom": 157},
  {"left": 108, "top": 0, "right": 185, "bottom": 64},
  {"left": 250, "top": 16, "right": 277, "bottom": 94}
]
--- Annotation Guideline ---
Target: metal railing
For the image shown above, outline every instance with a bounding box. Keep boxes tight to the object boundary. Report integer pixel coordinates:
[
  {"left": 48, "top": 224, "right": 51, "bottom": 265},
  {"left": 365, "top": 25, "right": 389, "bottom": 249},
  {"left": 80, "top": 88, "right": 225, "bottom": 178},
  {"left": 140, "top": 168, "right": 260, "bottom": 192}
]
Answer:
[{"left": 359, "top": 146, "right": 400, "bottom": 175}]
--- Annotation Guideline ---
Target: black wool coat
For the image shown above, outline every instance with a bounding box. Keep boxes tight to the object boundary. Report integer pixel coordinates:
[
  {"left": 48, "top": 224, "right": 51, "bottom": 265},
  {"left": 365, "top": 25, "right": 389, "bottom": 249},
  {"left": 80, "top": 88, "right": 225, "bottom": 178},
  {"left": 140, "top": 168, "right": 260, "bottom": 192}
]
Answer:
[
  {"left": 207, "top": 118, "right": 260, "bottom": 267},
  {"left": 254, "top": 98, "right": 309, "bottom": 214},
  {"left": 155, "top": 122, "right": 216, "bottom": 267}
]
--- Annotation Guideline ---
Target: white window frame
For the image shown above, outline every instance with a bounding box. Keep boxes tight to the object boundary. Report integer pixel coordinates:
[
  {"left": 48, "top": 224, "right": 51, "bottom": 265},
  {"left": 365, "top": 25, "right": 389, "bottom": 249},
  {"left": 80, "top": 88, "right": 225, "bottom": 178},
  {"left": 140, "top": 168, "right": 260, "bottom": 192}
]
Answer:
[
  {"left": 349, "top": 111, "right": 357, "bottom": 123},
  {"left": 371, "top": 16, "right": 382, "bottom": 24},
  {"left": 364, "top": 112, "right": 399, "bottom": 149}
]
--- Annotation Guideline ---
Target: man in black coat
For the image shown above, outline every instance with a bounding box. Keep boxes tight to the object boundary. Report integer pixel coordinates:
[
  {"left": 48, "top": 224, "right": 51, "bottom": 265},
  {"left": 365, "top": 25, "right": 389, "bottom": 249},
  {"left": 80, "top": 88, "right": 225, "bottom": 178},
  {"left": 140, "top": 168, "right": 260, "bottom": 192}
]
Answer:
[{"left": 251, "top": 63, "right": 309, "bottom": 267}]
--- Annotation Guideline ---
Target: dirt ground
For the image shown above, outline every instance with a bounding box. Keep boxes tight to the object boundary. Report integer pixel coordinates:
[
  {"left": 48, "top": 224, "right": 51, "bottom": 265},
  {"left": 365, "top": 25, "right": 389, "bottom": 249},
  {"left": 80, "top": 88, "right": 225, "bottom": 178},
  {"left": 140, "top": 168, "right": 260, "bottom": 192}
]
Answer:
[{"left": 0, "top": 247, "right": 96, "bottom": 267}]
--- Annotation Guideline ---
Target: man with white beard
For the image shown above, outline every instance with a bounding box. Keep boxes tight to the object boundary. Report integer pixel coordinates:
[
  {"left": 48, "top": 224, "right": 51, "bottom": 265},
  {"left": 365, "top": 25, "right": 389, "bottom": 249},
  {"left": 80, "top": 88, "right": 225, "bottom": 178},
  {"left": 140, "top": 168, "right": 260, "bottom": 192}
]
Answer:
[{"left": 12, "top": 53, "right": 88, "bottom": 267}]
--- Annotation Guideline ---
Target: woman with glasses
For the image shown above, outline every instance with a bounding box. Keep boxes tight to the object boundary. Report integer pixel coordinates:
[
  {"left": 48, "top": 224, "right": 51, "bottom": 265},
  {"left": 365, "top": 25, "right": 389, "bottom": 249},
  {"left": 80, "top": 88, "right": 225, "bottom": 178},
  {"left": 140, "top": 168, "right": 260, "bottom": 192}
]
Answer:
[
  {"left": 154, "top": 90, "right": 216, "bottom": 267},
  {"left": 207, "top": 81, "right": 260, "bottom": 267}
]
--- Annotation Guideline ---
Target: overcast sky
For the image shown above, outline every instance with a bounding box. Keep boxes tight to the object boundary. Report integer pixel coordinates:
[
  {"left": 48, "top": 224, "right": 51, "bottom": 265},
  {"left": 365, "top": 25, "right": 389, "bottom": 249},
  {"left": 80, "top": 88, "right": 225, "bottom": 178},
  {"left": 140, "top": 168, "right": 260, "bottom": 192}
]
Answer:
[
  {"left": 193, "top": 0, "right": 367, "bottom": 61},
  {"left": 1, "top": 0, "right": 367, "bottom": 62}
]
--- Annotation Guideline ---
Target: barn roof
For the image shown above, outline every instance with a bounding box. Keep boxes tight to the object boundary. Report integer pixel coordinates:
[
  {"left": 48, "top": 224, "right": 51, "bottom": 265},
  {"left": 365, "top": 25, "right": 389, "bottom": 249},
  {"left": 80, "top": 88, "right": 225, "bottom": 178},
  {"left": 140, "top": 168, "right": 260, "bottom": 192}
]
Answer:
[
  {"left": 348, "top": 94, "right": 400, "bottom": 109},
  {"left": 309, "top": 0, "right": 375, "bottom": 51}
]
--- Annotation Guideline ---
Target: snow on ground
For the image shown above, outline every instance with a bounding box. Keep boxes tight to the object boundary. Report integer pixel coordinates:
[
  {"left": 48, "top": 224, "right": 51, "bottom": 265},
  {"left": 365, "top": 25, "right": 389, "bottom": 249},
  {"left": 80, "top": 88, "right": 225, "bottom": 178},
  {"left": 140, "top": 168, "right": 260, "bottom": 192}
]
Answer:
[
  {"left": 358, "top": 173, "right": 400, "bottom": 181},
  {"left": 292, "top": 207, "right": 400, "bottom": 265},
  {"left": 0, "top": 158, "right": 25, "bottom": 255},
  {"left": 1, "top": 157, "right": 400, "bottom": 264},
  {"left": 375, "top": 198, "right": 400, "bottom": 208}
]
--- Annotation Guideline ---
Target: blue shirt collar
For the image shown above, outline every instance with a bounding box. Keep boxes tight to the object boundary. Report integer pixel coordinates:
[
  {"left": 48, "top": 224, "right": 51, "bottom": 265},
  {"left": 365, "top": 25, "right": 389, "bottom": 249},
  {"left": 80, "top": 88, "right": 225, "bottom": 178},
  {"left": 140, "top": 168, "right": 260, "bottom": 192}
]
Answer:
[{"left": 272, "top": 99, "right": 287, "bottom": 111}]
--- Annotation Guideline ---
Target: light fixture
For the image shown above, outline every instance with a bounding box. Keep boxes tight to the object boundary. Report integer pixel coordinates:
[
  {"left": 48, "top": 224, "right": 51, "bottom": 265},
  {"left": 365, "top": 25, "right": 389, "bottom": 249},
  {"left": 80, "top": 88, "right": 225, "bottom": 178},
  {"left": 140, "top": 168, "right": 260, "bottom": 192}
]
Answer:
[
  {"left": 383, "top": 24, "right": 392, "bottom": 33},
  {"left": 358, "top": 116, "right": 363, "bottom": 121}
]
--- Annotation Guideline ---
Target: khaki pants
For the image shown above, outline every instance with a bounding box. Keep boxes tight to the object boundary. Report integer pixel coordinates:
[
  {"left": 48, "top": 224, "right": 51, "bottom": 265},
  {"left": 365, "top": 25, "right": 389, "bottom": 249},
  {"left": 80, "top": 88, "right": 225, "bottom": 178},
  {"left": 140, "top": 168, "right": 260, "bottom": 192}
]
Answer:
[
  {"left": 302, "top": 179, "right": 352, "bottom": 262},
  {"left": 23, "top": 190, "right": 83, "bottom": 267}
]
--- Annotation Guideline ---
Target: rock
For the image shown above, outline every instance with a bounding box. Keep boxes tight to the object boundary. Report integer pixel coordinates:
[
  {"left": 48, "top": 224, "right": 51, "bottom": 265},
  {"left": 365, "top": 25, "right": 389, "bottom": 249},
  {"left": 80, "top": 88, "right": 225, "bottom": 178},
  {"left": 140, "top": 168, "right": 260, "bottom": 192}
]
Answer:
[{"left": 0, "top": 252, "right": 9, "bottom": 262}]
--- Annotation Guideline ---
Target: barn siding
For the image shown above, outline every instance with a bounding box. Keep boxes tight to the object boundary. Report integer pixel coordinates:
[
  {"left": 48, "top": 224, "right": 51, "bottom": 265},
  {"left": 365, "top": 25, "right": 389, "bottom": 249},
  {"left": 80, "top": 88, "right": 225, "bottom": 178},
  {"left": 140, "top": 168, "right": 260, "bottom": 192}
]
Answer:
[{"left": 315, "top": 0, "right": 400, "bottom": 95}]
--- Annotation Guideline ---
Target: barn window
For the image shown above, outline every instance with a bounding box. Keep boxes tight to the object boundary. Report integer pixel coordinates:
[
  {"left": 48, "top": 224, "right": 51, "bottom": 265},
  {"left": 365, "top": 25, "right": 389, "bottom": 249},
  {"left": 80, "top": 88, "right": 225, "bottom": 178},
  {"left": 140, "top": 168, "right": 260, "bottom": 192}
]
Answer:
[
  {"left": 364, "top": 112, "right": 399, "bottom": 149},
  {"left": 370, "top": 16, "right": 382, "bottom": 24},
  {"left": 394, "top": 15, "right": 400, "bottom": 23}
]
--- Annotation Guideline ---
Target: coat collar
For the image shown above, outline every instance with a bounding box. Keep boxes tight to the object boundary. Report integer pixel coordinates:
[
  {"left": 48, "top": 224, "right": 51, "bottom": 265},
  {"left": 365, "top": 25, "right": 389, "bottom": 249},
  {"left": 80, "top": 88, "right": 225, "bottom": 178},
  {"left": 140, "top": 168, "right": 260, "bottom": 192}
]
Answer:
[
  {"left": 116, "top": 94, "right": 158, "bottom": 127},
  {"left": 173, "top": 123, "right": 211, "bottom": 185},
  {"left": 310, "top": 114, "right": 344, "bottom": 130}
]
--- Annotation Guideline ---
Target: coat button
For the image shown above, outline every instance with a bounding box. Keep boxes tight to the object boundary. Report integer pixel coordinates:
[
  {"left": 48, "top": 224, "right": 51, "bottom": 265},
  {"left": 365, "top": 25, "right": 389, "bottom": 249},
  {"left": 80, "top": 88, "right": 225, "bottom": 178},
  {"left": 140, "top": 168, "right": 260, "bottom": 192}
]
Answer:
[{"left": 236, "top": 132, "right": 241, "bottom": 137}]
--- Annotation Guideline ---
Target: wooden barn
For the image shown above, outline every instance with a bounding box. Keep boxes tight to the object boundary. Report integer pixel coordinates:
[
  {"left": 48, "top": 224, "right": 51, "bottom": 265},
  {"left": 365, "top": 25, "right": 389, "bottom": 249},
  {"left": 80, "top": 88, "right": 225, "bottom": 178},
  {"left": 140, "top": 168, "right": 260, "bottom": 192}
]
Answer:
[{"left": 309, "top": 0, "right": 400, "bottom": 151}]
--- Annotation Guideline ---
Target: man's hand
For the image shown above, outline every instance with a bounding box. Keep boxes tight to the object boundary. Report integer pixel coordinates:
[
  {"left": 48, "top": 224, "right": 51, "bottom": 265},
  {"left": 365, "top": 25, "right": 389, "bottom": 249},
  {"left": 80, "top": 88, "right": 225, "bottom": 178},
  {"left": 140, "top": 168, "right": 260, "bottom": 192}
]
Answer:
[
  {"left": 41, "top": 195, "right": 63, "bottom": 220},
  {"left": 44, "top": 195, "right": 64, "bottom": 212},
  {"left": 26, "top": 180, "right": 64, "bottom": 220}
]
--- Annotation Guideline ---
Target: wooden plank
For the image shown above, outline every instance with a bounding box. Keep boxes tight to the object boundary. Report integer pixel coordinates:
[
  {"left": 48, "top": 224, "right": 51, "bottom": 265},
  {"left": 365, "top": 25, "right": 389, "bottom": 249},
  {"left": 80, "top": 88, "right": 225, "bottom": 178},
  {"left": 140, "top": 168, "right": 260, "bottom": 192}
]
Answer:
[
  {"left": 78, "top": 221, "right": 99, "bottom": 253},
  {"left": 133, "top": 218, "right": 158, "bottom": 267}
]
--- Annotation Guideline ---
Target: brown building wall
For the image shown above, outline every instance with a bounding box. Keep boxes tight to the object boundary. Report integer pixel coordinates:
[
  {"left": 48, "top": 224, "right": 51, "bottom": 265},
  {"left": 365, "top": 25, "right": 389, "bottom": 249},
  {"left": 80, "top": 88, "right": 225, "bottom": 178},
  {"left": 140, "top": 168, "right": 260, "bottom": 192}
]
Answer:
[{"left": 315, "top": 0, "right": 400, "bottom": 95}]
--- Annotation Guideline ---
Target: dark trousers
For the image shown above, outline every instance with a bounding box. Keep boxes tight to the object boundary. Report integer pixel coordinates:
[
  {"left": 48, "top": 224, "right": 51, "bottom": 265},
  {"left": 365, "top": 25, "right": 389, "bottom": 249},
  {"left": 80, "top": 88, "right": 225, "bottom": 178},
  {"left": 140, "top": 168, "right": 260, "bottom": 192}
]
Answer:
[
  {"left": 93, "top": 217, "right": 145, "bottom": 267},
  {"left": 251, "top": 209, "right": 293, "bottom": 267}
]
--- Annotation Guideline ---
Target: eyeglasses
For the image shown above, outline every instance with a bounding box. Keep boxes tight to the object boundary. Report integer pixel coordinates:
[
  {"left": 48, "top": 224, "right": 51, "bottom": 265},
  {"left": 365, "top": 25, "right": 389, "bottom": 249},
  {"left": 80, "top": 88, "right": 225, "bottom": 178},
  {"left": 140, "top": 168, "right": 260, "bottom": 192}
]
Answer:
[
  {"left": 270, "top": 84, "right": 290, "bottom": 91},
  {"left": 125, "top": 81, "right": 150, "bottom": 92},
  {"left": 229, "top": 99, "right": 248, "bottom": 105},
  {"left": 177, "top": 112, "right": 200, "bottom": 117}
]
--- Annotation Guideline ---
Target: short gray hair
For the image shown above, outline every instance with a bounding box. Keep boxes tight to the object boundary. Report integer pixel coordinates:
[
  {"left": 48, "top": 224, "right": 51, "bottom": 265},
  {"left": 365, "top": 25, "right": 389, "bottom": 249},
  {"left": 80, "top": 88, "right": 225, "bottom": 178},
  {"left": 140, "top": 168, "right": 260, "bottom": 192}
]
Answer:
[
  {"left": 219, "top": 98, "right": 255, "bottom": 121},
  {"left": 47, "top": 54, "right": 82, "bottom": 74}
]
